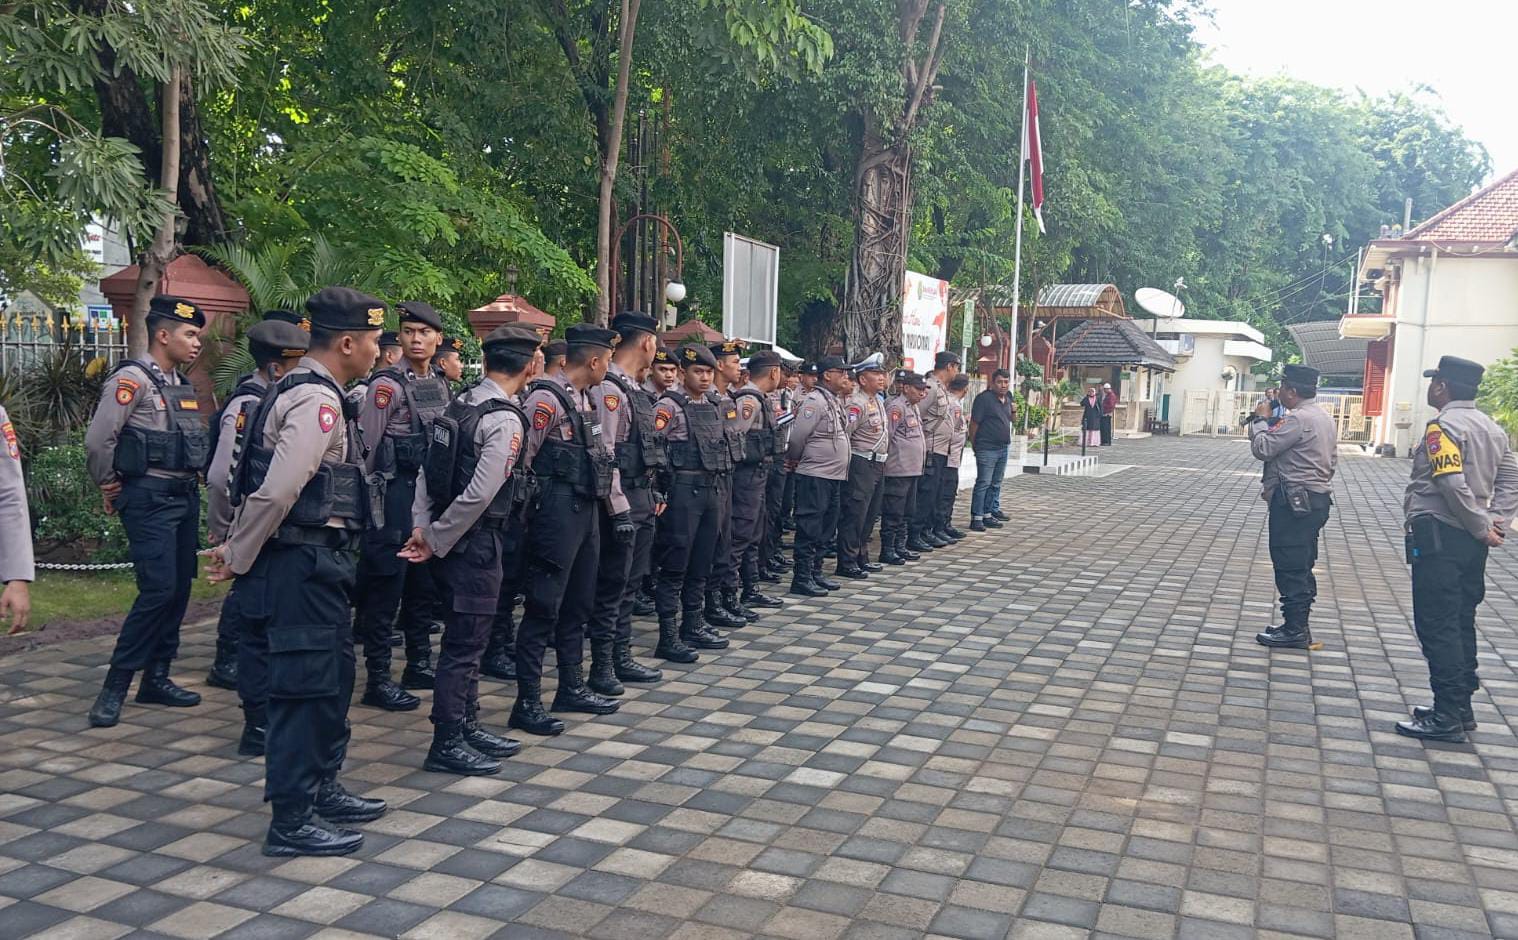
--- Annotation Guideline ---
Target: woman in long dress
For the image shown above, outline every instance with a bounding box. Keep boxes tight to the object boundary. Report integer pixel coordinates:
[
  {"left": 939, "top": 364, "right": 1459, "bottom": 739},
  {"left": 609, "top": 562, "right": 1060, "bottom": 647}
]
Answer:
[{"left": 1080, "top": 387, "right": 1103, "bottom": 447}]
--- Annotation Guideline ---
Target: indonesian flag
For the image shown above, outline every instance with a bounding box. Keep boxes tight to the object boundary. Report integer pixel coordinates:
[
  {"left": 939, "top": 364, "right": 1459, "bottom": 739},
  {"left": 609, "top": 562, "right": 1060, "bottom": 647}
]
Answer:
[{"left": 1025, "top": 78, "right": 1045, "bottom": 234}]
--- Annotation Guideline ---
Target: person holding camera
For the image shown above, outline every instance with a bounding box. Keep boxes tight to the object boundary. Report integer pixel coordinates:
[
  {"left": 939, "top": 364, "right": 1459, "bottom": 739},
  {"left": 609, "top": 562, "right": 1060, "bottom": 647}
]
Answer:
[{"left": 1246, "top": 363, "right": 1337, "bottom": 651}]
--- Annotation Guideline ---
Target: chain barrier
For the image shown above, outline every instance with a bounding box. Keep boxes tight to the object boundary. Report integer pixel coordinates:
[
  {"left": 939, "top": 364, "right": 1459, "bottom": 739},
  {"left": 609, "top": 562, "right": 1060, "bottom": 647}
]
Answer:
[{"left": 35, "top": 562, "right": 134, "bottom": 571}]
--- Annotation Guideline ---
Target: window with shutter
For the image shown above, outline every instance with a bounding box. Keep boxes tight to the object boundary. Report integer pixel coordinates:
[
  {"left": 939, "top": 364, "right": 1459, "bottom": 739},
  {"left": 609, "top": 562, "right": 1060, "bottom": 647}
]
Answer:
[{"left": 1363, "top": 337, "right": 1392, "bottom": 417}]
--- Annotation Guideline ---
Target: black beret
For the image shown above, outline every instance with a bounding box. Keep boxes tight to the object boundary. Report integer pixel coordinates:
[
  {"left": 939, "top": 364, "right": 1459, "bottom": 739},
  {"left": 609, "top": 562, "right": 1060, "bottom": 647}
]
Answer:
[
  {"left": 482, "top": 324, "right": 543, "bottom": 356},
  {"left": 1281, "top": 363, "right": 1320, "bottom": 388},
  {"left": 378, "top": 330, "right": 400, "bottom": 348},
  {"left": 246, "top": 320, "right": 310, "bottom": 359},
  {"left": 566, "top": 324, "right": 619, "bottom": 350},
  {"left": 895, "top": 370, "right": 927, "bottom": 389},
  {"left": 816, "top": 355, "right": 848, "bottom": 373},
  {"left": 799, "top": 360, "right": 819, "bottom": 376},
  {"left": 396, "top": 301, "right": 444, "bottom": 331},
  {"left": 679, "top": 344, "right": 718, "bottom": 369},
  {"left": 653, "top": 346, "right": 675, "bottom": 365},
  {"left": 544, "top": 340, "right": 567, "bottom": 359},
  {"left": 710, "top": 338, "right": 743, "bottom": 359},
  {"left": 306, "top": 286, "right": 386, "bottom": 332},
  {"left": 264, "top": 309, "right": 310, "bottom": 331},
  {"left": 934, "top": 351, "right": 962, "bottom": 369},
  {"left": 611, "top": 311, "right": 659, "bottom": 338},
  {"left": 435, "top": 336, "right": 465, "bottom": 356},
  {"left": 747, "top": 350, "right": 783, "bottom": 371},
  {"left": 147, "top": 295, "right": 205, "bottom": 328},
  {"left": 1424, "top": 355, "right": 1484, "bottom": 388}
]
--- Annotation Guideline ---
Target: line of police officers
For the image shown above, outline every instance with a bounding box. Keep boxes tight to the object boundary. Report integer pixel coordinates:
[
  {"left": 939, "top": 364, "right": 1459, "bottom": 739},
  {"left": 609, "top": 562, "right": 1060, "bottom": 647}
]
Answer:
[{"left": 8, "top": 289, "right": 1504, "bottom": 857}]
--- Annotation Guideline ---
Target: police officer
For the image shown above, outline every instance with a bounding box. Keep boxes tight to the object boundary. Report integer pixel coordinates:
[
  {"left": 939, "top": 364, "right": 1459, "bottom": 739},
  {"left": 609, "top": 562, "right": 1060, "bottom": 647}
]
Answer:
[
  {"left": 937, "top": 374, "right": 971, "bottom": 538},
  {"left": 651, "top": 345, "right": 729, "bottom": 658},
  {"left": 0, "top": 404, "right": 33, "bottom": 634},
  {"left": 913, "top": 352, "right": 961, "bottom": 549},
  {"left": 435, "top": 335, "right": 466, "bottom": 384},
  {"left": 1246, "top": 363, "right": 1337, "bottom": 650},
  {"left": 586, "top": 312, "right": 665, "bottom": 697},
  {"left": 881, "top": 371, "right": 928, "bottom": 565},
  {"left": 378, "top": 331, "right": 403, "bottom": 368},
  {"left": 511, "top": 324, "right": 623, "bottom": 736},
  {"left": 207, "top": 286, "right": 389, "bottom": 857},
  {"left": 759, "top": 358, "right": 799, "bottom": 583},
  {"left": 728, "top": 350, "right": 786, "bottom": 611},
  {"left": 705, "top": 340, "right": 751, "bottom": 628},
  {"left": 353, "top": 302, "right": 449, "bottom": 711},
  {"left": 543, "top": 339, "right": 567, "bottom": 378},
  {"left": 347, "top": 329, "right": 401, "bottom": 409},
  {"left": 837, "top": 355, "right": 890, "bottom": 579},
  {"left": 787, "top": 356, "right": 850, "bottom": 596},
  {"left": 631, "top": 345, "right": 679, "bottom": 615},
  {"left": 85, "top": 295, "right": 209, "bottom": 728},
  {"left": 403, "top": 324, "right": 542, "bottom": 773},
  {"left": 1395, "top": 356, "right": 1518, "bottom": 742}
]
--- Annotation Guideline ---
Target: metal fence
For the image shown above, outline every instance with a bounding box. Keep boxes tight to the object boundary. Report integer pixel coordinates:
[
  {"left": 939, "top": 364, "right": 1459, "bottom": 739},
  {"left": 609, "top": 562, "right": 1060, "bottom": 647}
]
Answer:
[{"left": 1, "top": 310, "right": 128, "bottom": 374}]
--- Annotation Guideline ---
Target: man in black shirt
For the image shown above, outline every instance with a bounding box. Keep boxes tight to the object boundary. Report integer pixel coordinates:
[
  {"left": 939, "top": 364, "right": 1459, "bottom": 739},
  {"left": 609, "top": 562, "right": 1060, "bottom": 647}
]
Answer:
[{"left": 969, "top": 368, "right": 1015, "bottom": 531}]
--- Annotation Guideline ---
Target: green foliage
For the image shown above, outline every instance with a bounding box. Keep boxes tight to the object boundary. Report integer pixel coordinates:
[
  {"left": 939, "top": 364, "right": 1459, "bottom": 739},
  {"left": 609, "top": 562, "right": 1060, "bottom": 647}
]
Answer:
[
  {"left": 1476, "top": 352, "right": 1518, "bottom": 443},
  {"left": 23, "top": 431, "right": 129, "bottom": 563}
]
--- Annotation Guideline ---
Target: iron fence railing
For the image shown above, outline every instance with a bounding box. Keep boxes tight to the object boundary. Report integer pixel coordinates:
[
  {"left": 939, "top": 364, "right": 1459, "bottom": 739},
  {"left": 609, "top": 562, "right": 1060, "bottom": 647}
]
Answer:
[{"left": 1, "top": 310, "right": 129, "bottom": 373}]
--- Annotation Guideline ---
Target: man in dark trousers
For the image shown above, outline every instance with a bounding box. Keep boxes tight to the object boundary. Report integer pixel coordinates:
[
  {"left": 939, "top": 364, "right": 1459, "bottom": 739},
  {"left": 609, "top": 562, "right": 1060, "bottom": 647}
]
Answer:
[
  {"left": 969, "top": 368, "right": 1015, "bottom": 531},
  {"left": 760, "top": 358, "right": 799, "bottom": 582},
  {"left": 1245, "top": 363, "right": 1337, "bottom": 650},
  {"left": 704, "top": 340, "right": 750, "bottom": 629},
  {"left": 912, "top": 351, "right": 961, "bottom": 550},
  {"left": 401, "top": 324, "right": 542, "bottom": 774},
  {"left": 880, "top": 371, "right": 928, "bottom": 565},
  {"left": 728, "top": 350, "right": 786, "bottom": 610},
  {"left": 1396, "top": 356, "right": 1518, "bottom": 742},
  {"left": 511, "top": 325, "right": 623, "bottom": 736},
  {"left": 85, "top": 295, "right": 209, "bottom": 728},
  {"left": 837, "top": 356, "right": 889, "bottom": 579},
  {"left": 1100, "top": 382, "right": 1118, "bottom": 445},
  {"left": 208, "top": 286, "right": 389, "bottom": 857},
  {"left": 787, "top": 356, "right": 850, "bottom": 596}
]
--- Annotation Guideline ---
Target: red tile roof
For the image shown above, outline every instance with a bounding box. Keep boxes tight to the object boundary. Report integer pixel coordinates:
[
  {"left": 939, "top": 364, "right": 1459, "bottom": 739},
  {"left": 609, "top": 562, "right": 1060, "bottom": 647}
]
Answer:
[{"left": 1405, "top": 166, "right": 1518, "bottom": 243}]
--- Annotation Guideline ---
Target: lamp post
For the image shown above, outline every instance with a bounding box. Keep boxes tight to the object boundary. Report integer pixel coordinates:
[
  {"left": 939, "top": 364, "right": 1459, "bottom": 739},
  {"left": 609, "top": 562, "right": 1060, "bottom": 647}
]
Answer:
[{"left": 609, "top": 213, "right": 685, "bottom": 323}]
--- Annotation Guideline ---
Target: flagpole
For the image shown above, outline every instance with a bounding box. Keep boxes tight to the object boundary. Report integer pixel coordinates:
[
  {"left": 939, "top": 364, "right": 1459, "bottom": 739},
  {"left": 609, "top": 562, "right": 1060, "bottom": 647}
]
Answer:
[{"left": 1009, "top": 46, "right": 1029, "bottom": 430}]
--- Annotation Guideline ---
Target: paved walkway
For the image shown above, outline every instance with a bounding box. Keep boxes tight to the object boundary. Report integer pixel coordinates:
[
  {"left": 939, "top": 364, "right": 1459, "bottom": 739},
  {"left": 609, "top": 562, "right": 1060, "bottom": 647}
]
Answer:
[{"left": 4, "top": 437, "right": 1518, "bottom": 940}]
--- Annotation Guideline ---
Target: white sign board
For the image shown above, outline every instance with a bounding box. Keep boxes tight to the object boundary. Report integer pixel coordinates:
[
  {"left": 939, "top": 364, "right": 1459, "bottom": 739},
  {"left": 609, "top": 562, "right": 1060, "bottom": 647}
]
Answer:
[
  {"left": 722, "top": 232, "right": 779, "bottom": 345},
  {"left": 902, "top": 270, "right": 950, "bottom": 372}
]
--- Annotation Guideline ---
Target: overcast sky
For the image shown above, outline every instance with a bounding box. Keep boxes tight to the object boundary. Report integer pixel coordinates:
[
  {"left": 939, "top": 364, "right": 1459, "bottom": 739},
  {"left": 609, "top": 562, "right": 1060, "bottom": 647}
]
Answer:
[{"left": 1194, "top": 0, "right": 1518, "bottom": 190}]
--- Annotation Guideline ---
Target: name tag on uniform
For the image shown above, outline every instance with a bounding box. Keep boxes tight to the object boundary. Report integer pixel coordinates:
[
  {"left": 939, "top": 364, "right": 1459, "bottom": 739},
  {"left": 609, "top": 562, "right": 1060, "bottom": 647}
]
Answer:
[{"left": 590, "top": 425, "right": 602, "bottom": 437}]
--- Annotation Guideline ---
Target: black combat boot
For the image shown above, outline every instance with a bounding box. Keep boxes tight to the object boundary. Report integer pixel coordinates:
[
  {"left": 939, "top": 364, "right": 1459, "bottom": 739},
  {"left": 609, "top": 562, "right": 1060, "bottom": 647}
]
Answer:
[
  {"left": 789, "top": 560, "right": 828, "bottom": 596},
  {"left": 480, "top": 614, "right": 517, "bottom": 681},
  {"left": 136, "top": 662, "right": 201, "bottom": 707},
  {"left": 835, "top": 563, "right": 869, "bottom": 580},
  {"left": 632, "top": 589, "right": 657, "bottom": 617},
  {"left": 723, "top": 586, "right": 760, "bottom": 622},
  {"left": 206, "top": 639, "right": 238, "bottom": 690},
  {"left": 88, "top": 667, "right": 134, "bottom": 728},
  {"left": 655, "top": 615, "right": 699, "bottom": 664},
  {"left": 613, "top": 639, "right": 663, "bottom": 683},
  {"left": 924, "top": 530, "right": 951, "bottom": 548},
  {"left": 1256, "top": 618, "right": 1312, "bottom": 649},
  {"left": 943, "top": 525, "right": 966, "bottom": 540},
  {"left": 1395, "top": 709, "right": 1467, "bottom": 743},
  {"left": 463, "top": 702, "right": 522, "bottom": 758},
  {"left": 400, "top": 650, "right": 436, "bottom": 690},
  {"left": 263, "top": 805, "right": 363, "bottom": 858},
  {"left": 879, "top": 531, "right": 905, "bottom": 566},
  {"left": 1412, "top": 703, "right": 1476, "bottom": 731},
  {"left": 741, "top": 584, "right": 783, "bottom": 609},
  {"left": 681, "top": 609, "right": 729, "bottom": 649},
  {"left": 508, "top": 679, "right": 565, "bottom": 736},
  {"left": 812, "top": 561, "right": 841, "bottom": 592},
  {"left": 906, "top": 530, "right": 936, "bottom": 553},
  {"left": 238, "top": 704, "right": 267, "bottom": 757},
  {"left": 587, "top": 640, "right": 624, "bottom": 697},
  {"left": 552, "top": 662, "right": 620, "bottom": 715},
  {"left": 862, "top": 560, "right": 883, "bottom": 572},
  {"left": 424, "top": 721, "right": 502, "bottom": 776},
  {"left": 314, "top": 778, "right": 388, "bottom": 823},
  {"left": 897, "top": 529, "right": 920, "bottom": 561},
  {"left": 704, "top": 591, "right": 746, "bottom": 629},
  {"left": 361, "top": 670, "right": 420, "bottom": 711}
]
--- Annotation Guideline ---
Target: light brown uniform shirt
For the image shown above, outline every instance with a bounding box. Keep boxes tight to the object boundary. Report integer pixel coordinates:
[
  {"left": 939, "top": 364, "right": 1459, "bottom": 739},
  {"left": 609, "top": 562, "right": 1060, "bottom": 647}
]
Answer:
[
  {"left": 221, "top": 358, "right": 351, "bottom": 575},
  {"left": 1405, "top": 400, "right": 1518, "bottom": 538},
  {"left": 413, "top": 378, "right": 526, "bottom": 557},
  {"left": 0, "top": 406, "right": 34, "bottom": 583},
  {"left": 884, "top": 394, "right": 927, "bottom": 478},
  {"left": 846, "top": 390, "right": 890, "bottom": 461},
  {"left": 207, "top": 373, "right": 269, "bottom": 542},
  {"left": 85, "top": 360, "right": 198, "bottom": 483},
  {"left": 946, "top": 394, "right": 969, "bottom": 469},
  {"left": 920, "top": 374, "right": 952, "bottom": 456},
  {"left": 1248, "top": 400, "right": 1337, "bottom": 501},
  {"left": 787, "top": 387, "right": 849, "bottom": 481}
]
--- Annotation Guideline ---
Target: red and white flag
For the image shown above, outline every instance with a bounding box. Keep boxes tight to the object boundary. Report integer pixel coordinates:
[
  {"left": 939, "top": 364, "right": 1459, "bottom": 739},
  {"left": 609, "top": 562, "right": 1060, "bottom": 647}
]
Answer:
[{"left": 1025, "top": 77, "right": 1046, "bottom": 234}]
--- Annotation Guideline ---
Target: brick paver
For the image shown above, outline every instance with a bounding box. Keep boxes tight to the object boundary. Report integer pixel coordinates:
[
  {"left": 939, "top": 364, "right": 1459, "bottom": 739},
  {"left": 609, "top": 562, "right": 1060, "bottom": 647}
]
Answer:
[{"left": 4, "top": 436, "right": 1518, "bottom": 939}]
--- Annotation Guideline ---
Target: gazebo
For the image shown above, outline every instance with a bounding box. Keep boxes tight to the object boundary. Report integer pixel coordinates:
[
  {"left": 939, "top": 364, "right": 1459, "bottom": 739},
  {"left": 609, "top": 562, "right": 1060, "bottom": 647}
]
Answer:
[
  {"left": 467, "top": 293, "right": 556, "bottom": 341},
  {"left": 1055, "top": 318, "right": 1176, "bottom": 437},
  {"left": 662, "top": 318, "right": 725, "bottom": 346}
]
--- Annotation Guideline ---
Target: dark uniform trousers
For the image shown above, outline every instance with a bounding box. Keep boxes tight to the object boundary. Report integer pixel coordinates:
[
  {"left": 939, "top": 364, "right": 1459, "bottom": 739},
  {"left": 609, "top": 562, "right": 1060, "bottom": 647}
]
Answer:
[
  {"left": 433, "top": 526, "right": 506, "bottom": 724},
  {"left": 912, "top": 454, "right": 948, "bottom": 536},
  {"left": 354, "top": 472, "right": 434, "bottom": 671},
  {"left": 763, "top": 464, "right": 788, "bottom": 560},
  {"left": 880, "top": 477, "right": 919, "bottom": 550},
  {"left": 936, "top": 462, "right": 959, "bottom": 530},
  {"left": 654, "top": 472, "right": 722, "bottom": 616},
  {"left": 590, "top": 484, "right": 654, "bottom": 645},
  {"left": 113, "top": 476, "right": 200, "bottom": 669},
  {"left": 1410, "top": 518, "right": 1488, "bottom": 713},
  {"left": 240, "top": 542, "right": 356, "bottom": 814},
  {"left": 730, "top": 463, "right": 768, "bottom": 587},
  {"left": 710, "top": 475, "right": 736, "bottom": 591},
  {"left": 839, "top": 456, "right": 886, "bottom": 569},
  {"left": 792, "top": 473, "right": 842, "bottom": 574},
  {"left": 489, "top": 519, "right": 529, "bottom": 656},
  {"left": 516, "top": 483, "right": 600, "bottom": 681},
  {"left": 225, "top": 583, "right": 266, "bottom": 711},
  {"left": 1267, "top": 491, "right": 1332, "bottom": 623}
]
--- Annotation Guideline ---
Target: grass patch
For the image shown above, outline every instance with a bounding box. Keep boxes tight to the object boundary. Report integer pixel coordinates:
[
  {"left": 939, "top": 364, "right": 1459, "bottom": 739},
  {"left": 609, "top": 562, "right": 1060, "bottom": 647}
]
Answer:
[{"left": 29, "top": 559, "right": 230, "bottom": 628}]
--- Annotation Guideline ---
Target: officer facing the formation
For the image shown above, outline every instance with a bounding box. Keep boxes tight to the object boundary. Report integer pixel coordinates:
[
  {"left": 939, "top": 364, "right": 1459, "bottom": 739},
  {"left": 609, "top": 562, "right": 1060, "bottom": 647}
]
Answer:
[
  {"left": 207, "top": 286, "right": 389, "bottom": 857},
  {"left": 435, "top": 335, "right": 466, "bottom": 383},
  {"left": 913, "top": 351, "right": 962, "bottom": 550},
  {"left": 84, "top": 295, "right": 209, "bottom": 727},
  {"left": 204, "top": 317, "right": 311, "bottom": 755},
  {"left": 402, "top": 324, "right": 544, "bottom": 774},
  {"left": 727, "top": 349, "right": 786, "bottom": 610},
  {"left": 586, "top": 312, "right": 666, "bottom": 698},
  {"left": 786, "top": 355, "right": 850, "bottom": 596},
  {"left": 1246, "top": 363, "right": 1337, "bottom": 650},
  {"left": 378, "top": 331, "right": 403, "bottom": 368},
  {"left": 354, "top": 301, "right": 449, "bottom": 712},
  {"left": 511, "top": 324, "right": 623, "bottom": 736},
  {"left": 837, "top": 355, "right": 890, "bottom": 579},
  {"left": 0, "top": 403, "right": 33, "bottom": 634},
  {"left": 880, "top": 371, "right": 928, "bottom": 565},
  {"left": 1396, "top": 356, "right": 1518, "bottom": 742}
]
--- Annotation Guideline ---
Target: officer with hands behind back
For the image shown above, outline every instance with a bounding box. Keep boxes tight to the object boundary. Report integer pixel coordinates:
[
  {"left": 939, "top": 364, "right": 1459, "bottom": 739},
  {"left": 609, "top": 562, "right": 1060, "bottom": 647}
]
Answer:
[
  {"left": 1396, "top": 356, "right": 1518, "bottom": 742},
  {"left": 786, "top": 356, "right": 851, "bottom": 597}
]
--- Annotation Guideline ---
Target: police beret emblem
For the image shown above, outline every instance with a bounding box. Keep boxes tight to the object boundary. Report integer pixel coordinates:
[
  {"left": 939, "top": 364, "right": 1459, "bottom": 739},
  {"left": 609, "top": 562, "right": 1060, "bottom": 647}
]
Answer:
[
  {"left": 367, "top": 307, "right": 385, "bottom": 327},
  {"left": 298, "top": 318, "right": 311, "bottom": 332},
  {"left": 174, "top": 302, "right": 196, "bottom": 319},
  {"left": 682, "top": 348, "right": 698, "bottom": 362}
]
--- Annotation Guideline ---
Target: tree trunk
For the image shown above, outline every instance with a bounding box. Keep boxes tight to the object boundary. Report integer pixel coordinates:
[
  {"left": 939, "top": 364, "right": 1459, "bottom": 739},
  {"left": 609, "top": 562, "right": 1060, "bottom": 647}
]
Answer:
[
  {"left": 128, "top": 69, "right": 182, "bottom": 357},
  {"left": 841, "top": 128, "right": 913, "bottom": 363},
  {"left": 595, "top": 0, "right": 641, "bottom": 326}
]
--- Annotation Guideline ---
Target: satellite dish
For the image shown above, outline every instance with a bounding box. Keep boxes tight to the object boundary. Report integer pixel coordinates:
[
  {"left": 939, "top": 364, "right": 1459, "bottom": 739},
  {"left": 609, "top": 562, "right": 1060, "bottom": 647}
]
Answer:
[{"left": 1135, "top": 287, "right": 1185, "bottom": 319}]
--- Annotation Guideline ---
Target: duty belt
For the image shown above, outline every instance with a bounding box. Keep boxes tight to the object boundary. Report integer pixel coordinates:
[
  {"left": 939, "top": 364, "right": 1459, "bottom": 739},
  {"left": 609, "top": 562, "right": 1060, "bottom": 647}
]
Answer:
[
  {"left": 124, "top": 474, "right": 199, "bottom": 493},
  {"left": 270, "top": 526, "right": 361, "bottom": 551},
  {"left": 851, "top": 451, "right": 889, "bottom": 463}
]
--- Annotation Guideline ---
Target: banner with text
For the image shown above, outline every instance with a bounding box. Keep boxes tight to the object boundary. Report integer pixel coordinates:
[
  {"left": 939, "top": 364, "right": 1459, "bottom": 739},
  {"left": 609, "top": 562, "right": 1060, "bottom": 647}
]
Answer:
[{"left": 902, "top": 271, "right": 950, "bottom": 373}]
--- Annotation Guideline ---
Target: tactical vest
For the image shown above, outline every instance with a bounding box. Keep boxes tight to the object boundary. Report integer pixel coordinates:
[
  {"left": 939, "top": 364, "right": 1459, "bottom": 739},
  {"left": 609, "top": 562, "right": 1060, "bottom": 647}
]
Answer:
[
  {"left": 204, "top": 375, "right": 264, "bottom": 476},
  {"left": 604, "top": 371, "right": 666, "bottom": 482},
  {"left": 110, "top": 361, "right": 209, "bottom": 477},
  {"left": 662, "top": 389, "right": 730, "bottom": 473},
  {"left": 528, "top": 380, "right": 613, "bottom": 499},
  {"left": 374, "top": 367, "right": 451, "bottom": 475},
  {"left": 449, "top": 393, "right": 530, "bottom": 523},
  {"left": 232, "top": 371, "right": 381, "bottom": 533},
  {"left": 730, "top": 388, "right": 777, "bottom": 465}
]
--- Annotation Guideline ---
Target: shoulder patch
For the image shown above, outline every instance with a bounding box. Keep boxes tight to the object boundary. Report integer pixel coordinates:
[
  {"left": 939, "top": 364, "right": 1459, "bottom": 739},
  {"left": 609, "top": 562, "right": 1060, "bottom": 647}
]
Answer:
[
  {"left": 115, "top": 377, "right": 140, "bottom": 406},
  {"left": 654, "top": 407, "right": 672, "bottom": 431},
  {"left": 374, "top": 385, "right": 393, "bottom": 409},
  {"left": 604, "top": 393, "right": 620, "bottom": 413},
  {"left": 802, "top": 406, "right": 815, "bottom": 420},
  {"left": 1427, "top": 422, "right": 1464, "bottom": 476},
  {"left": 509, "top": 432, "right": 522, "bottom": 459},
  {"left": 847, "top": 404, "right": 862, "bottom": 420},
  {"left": 2, "top": 420, "right": 17, "bottom": 460},
  {"left": 317, "top": 404, "right": 339, "bottom": 434},
  {"left": 532, "top": 401, "right": 555, "bottom": 431},
  {"left": 741, "top": 399, "right": 756, "bottom": 420},
  {"left": 888, "top": 408, "right": 902, "bottom": 423}
]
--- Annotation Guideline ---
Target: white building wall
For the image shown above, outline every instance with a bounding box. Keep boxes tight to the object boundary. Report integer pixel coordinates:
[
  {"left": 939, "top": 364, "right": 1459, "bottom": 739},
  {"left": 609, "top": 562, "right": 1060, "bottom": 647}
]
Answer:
[{"left": 1164, "top": 336, "right": 1262, "bottom": 431}]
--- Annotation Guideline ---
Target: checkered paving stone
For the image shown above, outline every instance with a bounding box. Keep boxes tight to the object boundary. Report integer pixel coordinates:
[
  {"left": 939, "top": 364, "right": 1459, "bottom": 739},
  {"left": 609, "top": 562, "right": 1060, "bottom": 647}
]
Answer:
[{"left": 5, "top": 436, "right": 1518, "bottom": 939}]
